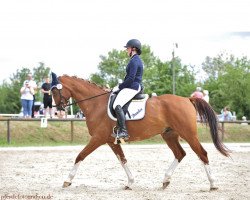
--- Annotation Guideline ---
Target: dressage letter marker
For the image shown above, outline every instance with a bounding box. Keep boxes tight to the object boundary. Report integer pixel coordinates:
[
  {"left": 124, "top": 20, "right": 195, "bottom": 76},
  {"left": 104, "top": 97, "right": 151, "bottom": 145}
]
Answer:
[{"left": 41, "top": 118, "right": 48, "bottom": 128}]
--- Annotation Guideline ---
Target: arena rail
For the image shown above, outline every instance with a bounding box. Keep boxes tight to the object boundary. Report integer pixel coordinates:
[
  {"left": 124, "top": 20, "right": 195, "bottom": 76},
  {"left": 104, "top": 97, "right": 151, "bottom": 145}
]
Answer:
[
  {"left": 0, "top": 118, "right": 249, "bottom": 144},
  {"left": 219, "top": 120, "right": 249, "bottom": 140},
  {"left": 0, "top": 118, "right": 85, "bottom": 144}
]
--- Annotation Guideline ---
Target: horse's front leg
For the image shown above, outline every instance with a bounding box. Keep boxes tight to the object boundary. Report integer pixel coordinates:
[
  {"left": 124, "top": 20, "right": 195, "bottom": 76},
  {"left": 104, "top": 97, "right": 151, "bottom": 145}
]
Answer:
[
  {"left": 107, "top": 142, "right": 134, "bottom": 190},
  {"left": 63, "top": 137, "right": 104, "bottom": 188}
]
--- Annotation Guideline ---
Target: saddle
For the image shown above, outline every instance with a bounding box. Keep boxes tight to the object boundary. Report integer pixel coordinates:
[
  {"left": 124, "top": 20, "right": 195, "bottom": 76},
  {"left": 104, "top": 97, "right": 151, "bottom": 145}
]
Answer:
[{"left": 107, "top": 91, "right": 149, "bottom": 121}]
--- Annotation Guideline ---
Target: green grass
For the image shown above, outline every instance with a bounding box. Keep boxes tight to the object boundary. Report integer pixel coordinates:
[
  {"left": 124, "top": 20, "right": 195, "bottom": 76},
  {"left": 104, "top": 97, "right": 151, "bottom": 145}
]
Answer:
[
  {"left": 0, "top": 121, "right": 90, "bottom": 147},
  {"left": 0, "top": 120, "right": 249, "bottom": 147}
]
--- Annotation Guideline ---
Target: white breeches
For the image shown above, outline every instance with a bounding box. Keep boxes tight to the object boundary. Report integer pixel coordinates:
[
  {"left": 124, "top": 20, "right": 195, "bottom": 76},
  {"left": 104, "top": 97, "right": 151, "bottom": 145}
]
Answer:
[{"left": 113, "top": 85, "right": 141, "bottom": 110}]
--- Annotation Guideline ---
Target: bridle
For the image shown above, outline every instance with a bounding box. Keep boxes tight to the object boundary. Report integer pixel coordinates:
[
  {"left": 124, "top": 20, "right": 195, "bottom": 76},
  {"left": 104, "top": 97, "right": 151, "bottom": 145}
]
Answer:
[
  {"left": 51, "top": 86, "right": 69, "bottom": 111},
  {"left": 51, "top": 83, "right": 111, "bottom": 111}
]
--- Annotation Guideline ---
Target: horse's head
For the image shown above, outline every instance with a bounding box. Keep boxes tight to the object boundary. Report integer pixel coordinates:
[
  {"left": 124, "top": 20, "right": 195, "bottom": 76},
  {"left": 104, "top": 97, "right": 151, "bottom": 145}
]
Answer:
[{"left": 51, "top": 72, "right": 71, "bottom": 111}]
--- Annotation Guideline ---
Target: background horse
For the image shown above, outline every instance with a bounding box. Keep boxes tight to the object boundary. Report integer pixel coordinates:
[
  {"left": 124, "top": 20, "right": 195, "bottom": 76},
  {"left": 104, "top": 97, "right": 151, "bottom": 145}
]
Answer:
[{"left": 51, "top": 73, "right": 230, "bottom": 190}]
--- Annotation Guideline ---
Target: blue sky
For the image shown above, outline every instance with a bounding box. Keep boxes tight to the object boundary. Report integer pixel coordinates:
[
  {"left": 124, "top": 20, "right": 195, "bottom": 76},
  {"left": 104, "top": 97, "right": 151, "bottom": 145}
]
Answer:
[{"left": 0, "top": 0, "right": 249, "bottom": 82}]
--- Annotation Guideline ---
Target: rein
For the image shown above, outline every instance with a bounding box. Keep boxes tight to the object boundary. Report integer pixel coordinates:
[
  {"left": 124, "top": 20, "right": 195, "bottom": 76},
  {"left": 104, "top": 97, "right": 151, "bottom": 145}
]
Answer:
[
  {"left": 67, "top": 91, "right": 111, "bottom": 106},
  {"left": 53, "top": 88, "right": 111, "bottom": 110}
]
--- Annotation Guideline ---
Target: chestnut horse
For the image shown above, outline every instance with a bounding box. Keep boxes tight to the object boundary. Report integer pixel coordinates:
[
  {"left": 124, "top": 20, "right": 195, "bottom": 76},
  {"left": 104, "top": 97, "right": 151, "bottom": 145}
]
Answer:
[{"left": 51, "top": 73, "right": 229, "bottom": 190}]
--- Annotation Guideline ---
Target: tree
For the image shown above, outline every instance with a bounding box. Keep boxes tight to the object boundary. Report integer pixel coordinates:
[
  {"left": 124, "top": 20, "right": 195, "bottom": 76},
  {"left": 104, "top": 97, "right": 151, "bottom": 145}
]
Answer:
[
  {"left": 0, "top": 82, "right": 13, "bottom": 113},
  {"left": 91, "top": 49, "right": 128, "bottom": 88},
  {"left": 202, "top": 53, "right": 234, "bottom": 79},
  {"left": 175, "top": 63, "right": 197, "bottom": 97},
  {"left": 90, "top": 45, "right": 159, "bottom": 87},
  {"left": 33, "top": 62, "right": 51, "bottom": 84},
  {"left": 32, "top": 62, "right": 51, "bottom": 101},
  {"left": 6, "top": 68, "right": 32, "bottom": 114},
  {"left": 0, "top": 63, "right": 51, "bottom": 114},
  {"left": 218, "top": 57, "right": 250, "bottom": 118},
  {"left": 202, "top": 54, "right": 250, "bottom": 118},
  {"left": 90, "top": 45, "right": 196, "bottom": 96}
]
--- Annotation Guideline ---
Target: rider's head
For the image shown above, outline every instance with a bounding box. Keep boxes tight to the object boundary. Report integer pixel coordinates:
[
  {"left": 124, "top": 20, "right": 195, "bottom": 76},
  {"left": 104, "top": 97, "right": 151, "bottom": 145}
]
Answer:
[{"left": 124, "top": 39, "right": 142, "bottom": 57}]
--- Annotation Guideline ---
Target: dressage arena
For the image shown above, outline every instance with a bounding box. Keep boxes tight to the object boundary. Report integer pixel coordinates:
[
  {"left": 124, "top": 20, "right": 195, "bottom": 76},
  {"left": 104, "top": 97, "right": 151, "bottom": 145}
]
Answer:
[{"left": 0, "top": 144, "right": 249, "bottom": 200}]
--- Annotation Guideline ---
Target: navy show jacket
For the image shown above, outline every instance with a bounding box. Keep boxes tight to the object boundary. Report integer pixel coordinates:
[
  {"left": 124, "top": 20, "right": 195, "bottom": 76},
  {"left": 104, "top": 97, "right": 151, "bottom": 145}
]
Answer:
[{"left": 118, "top": 54, "right": 143, "bottom": 90}]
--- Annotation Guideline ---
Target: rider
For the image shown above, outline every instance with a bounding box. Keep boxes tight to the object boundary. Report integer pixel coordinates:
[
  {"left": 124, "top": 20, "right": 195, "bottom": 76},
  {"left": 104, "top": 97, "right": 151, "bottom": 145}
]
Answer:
[{"left": 112, "top": 39, "right": 144, "bottom": 140}]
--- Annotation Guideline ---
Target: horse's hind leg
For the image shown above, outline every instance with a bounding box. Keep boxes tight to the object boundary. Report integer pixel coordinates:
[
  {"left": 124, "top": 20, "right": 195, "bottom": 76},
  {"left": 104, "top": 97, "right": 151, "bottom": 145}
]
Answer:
[
  {"left": 107, "top": 142, "right": 134, "bottom": 190},
  {"left": 63, "top": 137, "right": 104, "bottom": 188},
  {"left": 161, "top": 129, "right": 186, "bottom": 189},
  {"left": 185, "top": 136, "right": 218, "bottom": 190}
]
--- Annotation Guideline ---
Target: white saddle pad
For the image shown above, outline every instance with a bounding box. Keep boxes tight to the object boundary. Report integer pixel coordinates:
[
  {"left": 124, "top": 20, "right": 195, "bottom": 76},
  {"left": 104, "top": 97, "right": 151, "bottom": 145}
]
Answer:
[{"left": 107, "top": 93, "right": 149, "bottom": 121}]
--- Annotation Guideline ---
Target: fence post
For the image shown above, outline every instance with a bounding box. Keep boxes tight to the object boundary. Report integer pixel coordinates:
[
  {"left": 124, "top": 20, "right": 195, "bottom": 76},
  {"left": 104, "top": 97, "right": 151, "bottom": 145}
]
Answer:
[
  {"left": 70, "top": 121, "right": 74, "bottom": 143},
  {"left": 221, "top": 122, "right": 225, "bottom": 140},
  {"left": 7, "top": 119, "right": 10, "bottom": 144}
]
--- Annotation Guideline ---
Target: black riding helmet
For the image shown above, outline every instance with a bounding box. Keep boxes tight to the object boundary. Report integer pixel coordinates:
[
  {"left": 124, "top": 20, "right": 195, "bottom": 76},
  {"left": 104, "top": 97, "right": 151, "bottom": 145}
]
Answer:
[{"left": 124, "top": 39, "right": 142, "bottom": 55}]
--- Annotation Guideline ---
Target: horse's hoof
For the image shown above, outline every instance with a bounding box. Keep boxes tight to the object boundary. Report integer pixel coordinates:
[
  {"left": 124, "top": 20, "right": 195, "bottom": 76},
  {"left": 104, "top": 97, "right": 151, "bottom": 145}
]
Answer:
[
  {"left": 124, "top": 186, "right": 132, "bottom": 190},
  {"left": 210, "top": 186, "right": 218, "bottom": 191},
  {"left": 162, "top": 181, "right": 170, "bottom": 189},
  {"left": 62, "top": 181, "right": 72, "bottom": 188}
]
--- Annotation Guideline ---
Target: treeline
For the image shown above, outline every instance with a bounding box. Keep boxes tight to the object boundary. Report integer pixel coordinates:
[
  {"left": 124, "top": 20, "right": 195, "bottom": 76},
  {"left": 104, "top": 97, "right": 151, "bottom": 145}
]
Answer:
[
  {"left": 90, "top": 45, "right": 250, "bottom": 119},
  {"left": 0, "top": 62, "right": 50, "bottom": 114},
  {"left": 0, "top": 46, "right": 249, "bottom": 119}
]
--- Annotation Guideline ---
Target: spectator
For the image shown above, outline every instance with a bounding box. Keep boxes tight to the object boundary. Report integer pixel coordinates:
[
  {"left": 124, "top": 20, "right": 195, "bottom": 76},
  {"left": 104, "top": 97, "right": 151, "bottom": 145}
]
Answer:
[
  {"left": 218, "top": 107, "right": 233, "bottom": 121},
  {"left": 20, "top": 80, "right": 34, "bottom": 118},
  {"left": 191, "top": 87, "right": 203, "bottom": 99},
  {"left": 24, "top": 73, "right": 37, "bottom": 118},
  {"left": 54, "top": 110, "right": 66, "bottom": 119},
  {"left": 203, "top": 90, "right": 209, "bottom": 103},
  {"left": 41, "top": 77, "right": 52, "bottom": 118},
  {"left": 75, "top": 110, "right": 85, "bottom": 118}
]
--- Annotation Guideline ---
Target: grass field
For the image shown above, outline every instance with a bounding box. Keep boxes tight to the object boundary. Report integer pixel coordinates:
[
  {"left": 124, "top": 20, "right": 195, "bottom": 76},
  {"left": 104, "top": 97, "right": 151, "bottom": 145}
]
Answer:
[{"left": 0, "top": 120, "right": 249, "bottom": 146}]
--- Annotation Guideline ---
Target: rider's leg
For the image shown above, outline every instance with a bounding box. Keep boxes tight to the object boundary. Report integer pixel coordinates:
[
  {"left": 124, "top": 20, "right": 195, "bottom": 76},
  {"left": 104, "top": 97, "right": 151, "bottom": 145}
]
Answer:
[
  {"left": 114, "top": 105, "right": 129, "bottom": 139},
  {"left": 113, "top": 87, "right": 140, "bottom": 139}
]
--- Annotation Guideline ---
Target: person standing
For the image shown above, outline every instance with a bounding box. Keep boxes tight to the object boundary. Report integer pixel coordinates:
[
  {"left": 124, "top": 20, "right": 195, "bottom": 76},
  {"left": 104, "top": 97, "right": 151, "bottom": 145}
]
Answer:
[
  {"left": 25, "top": 73, "right": 37, "bottom": 118},
  {"left": 41, "top": 77, "right": 53, "bottom": 118},
  {"left": 20, "top": 80, "right": 34, "bottom": 118},
  {"left": 112, "top": 39, "right": 144, "bottom": 140},
  {"left": 191, "top": 87, "right": 203, "bottom": 99},
  {"left": 220, "top": 107, "right": 233, "bottom": 121},
  {"left": 203, "top": 90, "right": 209, "bottom": 103}
]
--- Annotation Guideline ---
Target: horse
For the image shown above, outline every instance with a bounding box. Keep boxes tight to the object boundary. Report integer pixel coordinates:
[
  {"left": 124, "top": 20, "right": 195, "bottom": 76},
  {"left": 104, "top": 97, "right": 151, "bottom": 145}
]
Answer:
[{"left": 50, "top": 73, "right": 230, "bottom": 190}]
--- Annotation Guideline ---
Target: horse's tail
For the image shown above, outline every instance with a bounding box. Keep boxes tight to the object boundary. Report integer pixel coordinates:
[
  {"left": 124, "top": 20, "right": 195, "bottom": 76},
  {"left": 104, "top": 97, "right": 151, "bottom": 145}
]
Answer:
[{"left": 189, "top": 97, "right": 230, "bottom": 157}]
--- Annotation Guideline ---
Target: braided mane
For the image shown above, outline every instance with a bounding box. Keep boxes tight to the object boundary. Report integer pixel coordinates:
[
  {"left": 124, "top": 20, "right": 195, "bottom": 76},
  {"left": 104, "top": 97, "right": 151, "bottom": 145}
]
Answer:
[{"left": 61, "top": 74, "right": 111, "bottom": 92}]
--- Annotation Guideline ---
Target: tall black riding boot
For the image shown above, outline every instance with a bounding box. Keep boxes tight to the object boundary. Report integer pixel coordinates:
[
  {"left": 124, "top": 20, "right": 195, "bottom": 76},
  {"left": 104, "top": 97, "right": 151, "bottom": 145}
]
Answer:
[{"left": 115, "top": 105, "right": 129, "bottom": 140}]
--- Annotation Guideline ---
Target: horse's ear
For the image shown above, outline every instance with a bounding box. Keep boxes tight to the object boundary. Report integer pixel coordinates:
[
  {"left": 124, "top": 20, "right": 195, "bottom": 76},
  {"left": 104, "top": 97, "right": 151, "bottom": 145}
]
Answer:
[{"left": 51, "top": 72, "right": 60, "bottom": 88}]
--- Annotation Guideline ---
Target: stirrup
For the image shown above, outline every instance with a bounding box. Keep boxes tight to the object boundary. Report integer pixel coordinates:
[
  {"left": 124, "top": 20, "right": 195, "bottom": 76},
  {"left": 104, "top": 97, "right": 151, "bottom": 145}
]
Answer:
[
  {"left": 117, "top": 132, "right": 129, "bottom": 140},
  {"left": 116, "top": 132, "right": 129, "bottom": 144},
  {"left": 112, "top": 126, "right": 128, "bottom": 144}
]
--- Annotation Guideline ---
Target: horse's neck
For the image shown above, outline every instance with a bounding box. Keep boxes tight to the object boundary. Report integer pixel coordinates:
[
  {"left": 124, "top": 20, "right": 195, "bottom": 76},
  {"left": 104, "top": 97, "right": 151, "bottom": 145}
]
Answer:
[
  {"left": 65, "top": 78, "right": 108, "bottom": 116},
  {"left": 71, "top": 80, "right": 105, "bottom": 100}
]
